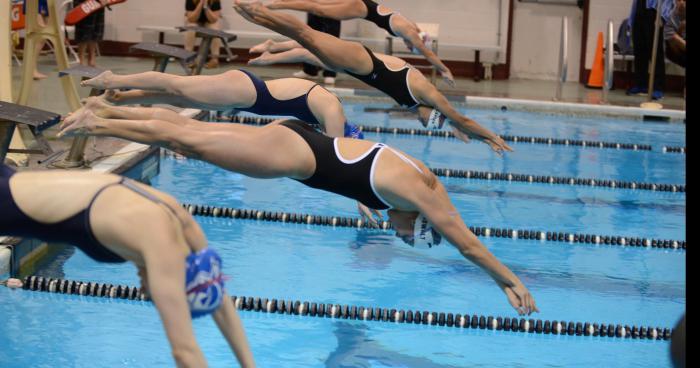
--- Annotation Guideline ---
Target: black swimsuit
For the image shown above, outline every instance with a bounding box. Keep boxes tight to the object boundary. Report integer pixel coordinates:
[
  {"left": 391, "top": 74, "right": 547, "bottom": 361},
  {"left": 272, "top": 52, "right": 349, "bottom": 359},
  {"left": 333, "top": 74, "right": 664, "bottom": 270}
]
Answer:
[
  {"left": 280, "top": 120, "right": 389, "bottom": 209},
  {"left": 362, "top": 0, "right": 398, "bottom": 37},
  {"left": 279, "top": 120, "right": 423, "bottom": 210},
  {"left": 345, "top": 47, "right": 419, "bottom": 108},
  {"left": 0, "top": 164, "right": 171, "bottom": 263}
]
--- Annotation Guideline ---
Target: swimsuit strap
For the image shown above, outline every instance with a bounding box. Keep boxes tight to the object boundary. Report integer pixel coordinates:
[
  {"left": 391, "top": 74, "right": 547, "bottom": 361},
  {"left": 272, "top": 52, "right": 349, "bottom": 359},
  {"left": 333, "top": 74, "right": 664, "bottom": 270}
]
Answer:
[{"left": 86, "top": 178, "right": 183, "bottom": 229}]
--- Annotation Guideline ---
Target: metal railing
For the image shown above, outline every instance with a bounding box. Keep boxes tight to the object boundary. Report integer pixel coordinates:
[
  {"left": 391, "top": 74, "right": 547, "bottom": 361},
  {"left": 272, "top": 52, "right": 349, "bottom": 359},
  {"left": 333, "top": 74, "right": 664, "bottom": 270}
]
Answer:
[
  {"left": 602, "top": 20, "right": 614, "bottom": 104},
  {"left": 555, "top": 17, "right": 568, "bottom": 101}
]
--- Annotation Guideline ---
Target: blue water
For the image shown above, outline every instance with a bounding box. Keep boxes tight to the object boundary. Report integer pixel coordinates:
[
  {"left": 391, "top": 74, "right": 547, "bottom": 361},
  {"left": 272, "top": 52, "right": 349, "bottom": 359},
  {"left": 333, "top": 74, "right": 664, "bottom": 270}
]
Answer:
[{"left": 0, "top": 103, "right": 685, "bottom": 367}]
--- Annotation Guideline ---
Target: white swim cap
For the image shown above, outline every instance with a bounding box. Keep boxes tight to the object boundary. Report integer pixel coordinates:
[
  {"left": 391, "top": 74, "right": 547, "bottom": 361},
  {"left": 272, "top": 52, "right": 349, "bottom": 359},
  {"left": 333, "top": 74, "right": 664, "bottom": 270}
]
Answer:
[
  {"left": 425, "top": 109, "right": 447, "bottom": 130},
  {"left": 411, "top": 214, "right": 442, "bottom": 249},
  {"left": 411, "top": 31, "right": 432, "bottom": 54}
]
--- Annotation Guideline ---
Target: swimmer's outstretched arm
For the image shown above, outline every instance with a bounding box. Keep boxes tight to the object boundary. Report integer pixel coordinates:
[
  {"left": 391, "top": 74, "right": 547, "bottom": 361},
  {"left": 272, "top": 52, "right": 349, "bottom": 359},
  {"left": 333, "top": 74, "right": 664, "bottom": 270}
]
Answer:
[
  {"left": 141, "top": 242, "right": 207, "bottom": 367},
  {"left": 213, "top": 295, "right": 256, "bottom": 367},
  {"left": 415, "top": 81, "right": 513, "bottom": 154},
  {"left": 412, "top": 183, "right": 538, "bottom": 315},
  {"left": 401, "top": 30, "right": 454, "bottom": 87}
]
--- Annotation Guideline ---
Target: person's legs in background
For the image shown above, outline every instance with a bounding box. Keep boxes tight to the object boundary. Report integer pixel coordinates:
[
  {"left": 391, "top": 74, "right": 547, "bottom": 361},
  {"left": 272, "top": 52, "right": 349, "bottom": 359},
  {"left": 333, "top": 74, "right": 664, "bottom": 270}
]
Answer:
[
  {"left": 205, "top": 20, "right": 222, "bottom": 69},
  {"left": 294, "top": 13, "right": 341, "bottom": 85},
  {"left": 629, "top": 2, "right": 665, "bottom": 99},
  {"left": 87, "top": 8, "right": 105, "bottom": 67},
  {"left": 32, "top": 14, "right": 48, "bottom": 79},
  {"left": 184, "top": 21, "right": 198, "bottom": 53}
]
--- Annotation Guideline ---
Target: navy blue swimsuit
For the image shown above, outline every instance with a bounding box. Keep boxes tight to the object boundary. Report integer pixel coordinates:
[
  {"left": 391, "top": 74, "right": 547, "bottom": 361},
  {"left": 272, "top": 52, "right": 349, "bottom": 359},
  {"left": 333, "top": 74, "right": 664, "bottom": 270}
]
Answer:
[
  {"left": 237, "top": 69, "right": 322, "bottom": 125},
  {"left": 0, "top": 164, "right": 171, "bottom": 264}
]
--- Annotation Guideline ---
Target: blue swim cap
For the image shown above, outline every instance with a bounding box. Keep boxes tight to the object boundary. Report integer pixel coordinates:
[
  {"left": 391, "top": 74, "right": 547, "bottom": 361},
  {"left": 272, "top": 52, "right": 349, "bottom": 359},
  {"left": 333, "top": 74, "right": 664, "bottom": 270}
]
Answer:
[
  {"left": 185, "top": 248, "right": 225, "bottom": 318},
  {"left": 344, "top": 122, "right": 365, "bottom": 139}
]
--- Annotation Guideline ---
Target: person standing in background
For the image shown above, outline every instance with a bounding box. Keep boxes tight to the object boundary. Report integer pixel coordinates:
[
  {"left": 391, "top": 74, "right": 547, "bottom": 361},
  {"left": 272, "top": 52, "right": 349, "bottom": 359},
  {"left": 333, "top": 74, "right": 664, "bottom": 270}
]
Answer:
[
  {"left": 73, "top": 0, "right": 106, "bottom": 67},
  {"left": 663, "top": 0, "right": 685, "bottom": 68},
  {"left": 23, "top": 0, "right": 49, "bottom": 79},
  {"left": 293, "top": 13, "right": 341, "bottom": 85},
  {"left": 184, "top": 0, "right": 223, "bottom": 69},
  {"left": 626, "top": 0, "right": 675, "bottom": 100}
]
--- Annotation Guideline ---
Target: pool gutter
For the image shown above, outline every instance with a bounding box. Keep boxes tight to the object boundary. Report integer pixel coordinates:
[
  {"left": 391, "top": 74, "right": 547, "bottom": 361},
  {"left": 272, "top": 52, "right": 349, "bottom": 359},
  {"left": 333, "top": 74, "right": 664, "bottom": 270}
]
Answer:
[{"left": 328, "top": 87, "right": 686, "bottom": 122}]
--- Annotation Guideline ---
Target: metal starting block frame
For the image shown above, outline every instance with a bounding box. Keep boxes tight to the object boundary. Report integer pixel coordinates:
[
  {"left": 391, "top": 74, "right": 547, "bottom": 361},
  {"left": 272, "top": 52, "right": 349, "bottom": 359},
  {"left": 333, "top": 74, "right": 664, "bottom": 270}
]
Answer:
[{"left": 0, "top": 102, "right": 61, "bottom": 161}]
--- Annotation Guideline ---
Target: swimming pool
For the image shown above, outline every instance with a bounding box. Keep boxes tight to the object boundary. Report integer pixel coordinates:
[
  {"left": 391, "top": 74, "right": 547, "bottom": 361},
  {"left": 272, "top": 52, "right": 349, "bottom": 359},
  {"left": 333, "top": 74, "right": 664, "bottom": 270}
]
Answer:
[{"left": 1, "top": 102, "right": 685, "bottom": 367}]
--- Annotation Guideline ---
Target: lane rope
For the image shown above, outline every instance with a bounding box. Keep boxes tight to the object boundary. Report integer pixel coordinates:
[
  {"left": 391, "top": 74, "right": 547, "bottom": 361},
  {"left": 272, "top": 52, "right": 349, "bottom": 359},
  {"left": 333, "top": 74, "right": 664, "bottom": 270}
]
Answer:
[
  {"left": 662, "top": 146, "right": 686, "bottom": 154},
  {"left": 224, "top": 115, "right": 657, "bottom": 152},
  {"left": 18, "top": 275, "right": 673, "bottom": 341},
  {"left": 182, "top": 203, "right": 686, "bottom": 250}
]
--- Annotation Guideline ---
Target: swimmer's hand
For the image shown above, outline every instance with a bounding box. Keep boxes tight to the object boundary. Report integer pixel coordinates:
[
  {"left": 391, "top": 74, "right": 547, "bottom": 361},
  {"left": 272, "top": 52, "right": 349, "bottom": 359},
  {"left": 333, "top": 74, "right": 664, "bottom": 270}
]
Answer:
[
  {"left": 441, "top": 69, "right": 455, "bottom": 88},
  {"left": 451, "top": 127, "right": 513, "bottom": 156},
  {"left": 1, "top": 278, "right": 23, "bottom": 289},
  {"left": 484, "top": 135, "right": 513, "bottom": 156},
  {"left": 137, "top": 267, "right": 151, "bottom": 298},
  {"left": 357, "top": 202, "right": 383, "bottom": 228},
  {"left": 498, "top": 281, "right": 539, "bottom": 316}
]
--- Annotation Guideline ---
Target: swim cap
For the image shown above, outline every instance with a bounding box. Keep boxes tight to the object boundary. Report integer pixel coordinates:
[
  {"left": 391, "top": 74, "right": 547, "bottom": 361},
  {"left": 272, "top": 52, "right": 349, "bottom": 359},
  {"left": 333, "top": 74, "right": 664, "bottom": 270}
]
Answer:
[
  {"left": 185, "top": 248, "right": 225, "bottom": 318},
  {"left": 411, "top": 31, "right": 432, "bottom": 55},
  {"left": 344, "top": 122, "right": 365, "bottom": 139},
  {"left": 425, "top": 109, "right": 446, "bottom": 130},
  {"left": 398, "top": 214, "right": 442, "bottom": 248}
]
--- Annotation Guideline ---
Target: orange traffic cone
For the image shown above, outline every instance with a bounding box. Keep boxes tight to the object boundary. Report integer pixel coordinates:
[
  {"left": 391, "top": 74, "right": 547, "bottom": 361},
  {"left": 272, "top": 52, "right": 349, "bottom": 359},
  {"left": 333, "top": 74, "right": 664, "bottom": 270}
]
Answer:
[{"left": 586, "top": 32, "right": 604, "bottom": 89}]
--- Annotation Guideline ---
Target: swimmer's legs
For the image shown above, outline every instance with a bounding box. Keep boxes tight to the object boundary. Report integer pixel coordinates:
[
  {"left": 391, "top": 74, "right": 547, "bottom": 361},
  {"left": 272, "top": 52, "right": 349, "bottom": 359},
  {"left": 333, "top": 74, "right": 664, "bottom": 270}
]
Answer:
[
  {"left": 83, "top": 71, "right": 253, "bottom": 109},
  {"left": 59, "top": 109, "right": 304, "bottom": 178},
  {"left": 235, "top": 1, "right": 372, "bottom": 75},
  {"left": 268, "top": 0, "right": 366, "bottom": 20},
  {"left": 249, "top": 39, "right": 302, "bottom": 54},
  {"left": 248, "top": 48, "right": 327, "bottom": 70},
  {"left": 81, "top": 98, "right": 194, "bottom": 126},
  {"left": 104, "top": 89, "right": 213, "bottom": 110}
]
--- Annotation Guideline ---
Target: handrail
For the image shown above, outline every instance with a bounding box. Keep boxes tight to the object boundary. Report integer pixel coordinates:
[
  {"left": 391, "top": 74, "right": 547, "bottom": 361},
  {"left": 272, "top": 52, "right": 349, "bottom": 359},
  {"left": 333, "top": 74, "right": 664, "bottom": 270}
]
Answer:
[
  {"left": 555, "top": 17, "right": 568, "bottom": 101},
  {"left": 602, "top": 20, "right": 614, "bottom": 104}
]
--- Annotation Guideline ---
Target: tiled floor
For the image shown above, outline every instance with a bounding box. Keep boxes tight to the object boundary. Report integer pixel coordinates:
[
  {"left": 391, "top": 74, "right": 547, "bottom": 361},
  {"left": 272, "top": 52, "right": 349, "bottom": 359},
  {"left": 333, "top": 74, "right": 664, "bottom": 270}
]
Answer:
[{"left": 9, "top": 55, "right": 686, "bottom": 116}]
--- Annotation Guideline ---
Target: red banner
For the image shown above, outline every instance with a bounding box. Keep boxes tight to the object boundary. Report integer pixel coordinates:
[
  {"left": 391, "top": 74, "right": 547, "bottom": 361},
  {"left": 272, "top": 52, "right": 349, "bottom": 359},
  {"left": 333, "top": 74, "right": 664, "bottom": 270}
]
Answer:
[
  {"left": 65, "top": 0, "right": 127, "bottom": 25},
  {"left": 11, "top": 1, "right": 25, "bottom": 31}
]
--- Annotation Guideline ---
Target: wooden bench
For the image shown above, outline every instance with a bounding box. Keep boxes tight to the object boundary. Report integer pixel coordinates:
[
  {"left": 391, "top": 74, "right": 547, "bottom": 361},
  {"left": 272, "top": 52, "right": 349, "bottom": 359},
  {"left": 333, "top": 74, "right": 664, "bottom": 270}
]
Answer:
[{"left": 136, "top": 25, "right": 502, "bottom": 81}]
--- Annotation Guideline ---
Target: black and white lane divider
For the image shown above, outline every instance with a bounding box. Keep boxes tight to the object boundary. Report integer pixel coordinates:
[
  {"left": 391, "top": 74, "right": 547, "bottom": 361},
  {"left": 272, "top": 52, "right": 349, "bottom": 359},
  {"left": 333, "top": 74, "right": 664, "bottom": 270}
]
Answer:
[
  {"left": 182, "top": 204, "right": 686, "bottom": 250},
  {"left": 17, "top": 276, "right": 673, "bottom": 341}
]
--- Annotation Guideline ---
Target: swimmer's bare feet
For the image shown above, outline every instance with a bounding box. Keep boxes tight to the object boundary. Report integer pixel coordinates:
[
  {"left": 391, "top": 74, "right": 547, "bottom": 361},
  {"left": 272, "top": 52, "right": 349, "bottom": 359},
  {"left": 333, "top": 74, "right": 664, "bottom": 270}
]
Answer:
[
  {"left": 58, "top": 108, "right": 100, "bottom": 138},
  {"left": 247, "top": 51, "right": 274, "bottom": 66},
  {"left": 33, "top": 70, "right": 48, "bottom": 80},
  {"left": 249, "top": 39, "right": 274, "bottom": 54},
  {"left": 81, "top": 70, "right": 114, "bottom": 89},
  {"left": 234, "top": 0, "right": 269, "bottom": 26},
  {"left": 102, "top": 89, "right": 121, "bottom": 104},
  {"left": 82, "top": 95, "right": 112, "bottom": 117}
]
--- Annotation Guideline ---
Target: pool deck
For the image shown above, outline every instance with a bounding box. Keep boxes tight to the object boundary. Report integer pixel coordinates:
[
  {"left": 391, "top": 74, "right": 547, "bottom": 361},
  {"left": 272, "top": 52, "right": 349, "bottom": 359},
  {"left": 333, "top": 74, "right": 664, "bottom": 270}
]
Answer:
[{"left": 10, "top": 56, "right": 686, "bottom": 116}]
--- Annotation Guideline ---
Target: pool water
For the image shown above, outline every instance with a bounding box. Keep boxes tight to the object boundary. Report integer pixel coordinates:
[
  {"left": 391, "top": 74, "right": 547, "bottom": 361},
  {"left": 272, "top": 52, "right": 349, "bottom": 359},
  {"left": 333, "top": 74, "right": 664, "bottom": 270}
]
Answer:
[{"left": 0, "top": 103, "right": 685, "bottom": 367}]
